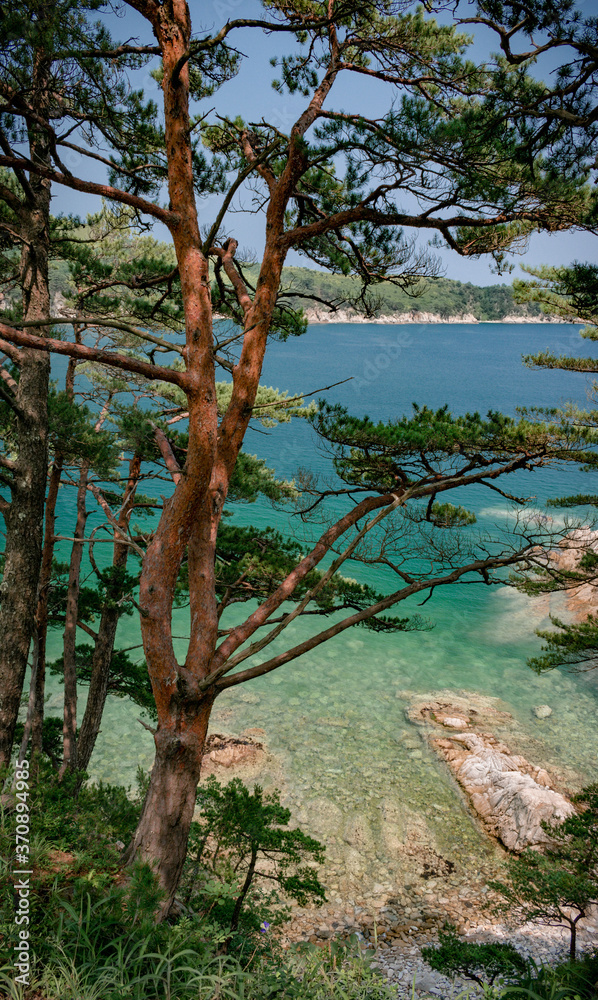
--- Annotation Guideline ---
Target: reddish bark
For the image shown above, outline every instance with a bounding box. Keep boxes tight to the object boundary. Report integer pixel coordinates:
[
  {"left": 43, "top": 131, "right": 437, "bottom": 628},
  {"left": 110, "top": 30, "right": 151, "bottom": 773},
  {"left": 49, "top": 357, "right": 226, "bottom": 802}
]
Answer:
[
  {"left": 121, "top": 692, "right": 215, "bottom": 917},
  {"left": 0, "top": 154, "right": 177, "bottom": 226},
  {"left": 0, "top": 322, "right": 188, "bottom": 388},
  {"left": 122, "top": 4, "right": 222, "bottom": 914},
  {"left": 122, "top": 2, "right": 371, "bottom": 913}
]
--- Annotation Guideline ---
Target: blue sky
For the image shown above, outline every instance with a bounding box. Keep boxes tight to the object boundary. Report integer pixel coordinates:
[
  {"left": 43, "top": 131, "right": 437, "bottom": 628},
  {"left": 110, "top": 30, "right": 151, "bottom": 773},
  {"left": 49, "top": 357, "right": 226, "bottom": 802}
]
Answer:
[{"left": 53, "top": 0, "right": 597, "bottom": 287}]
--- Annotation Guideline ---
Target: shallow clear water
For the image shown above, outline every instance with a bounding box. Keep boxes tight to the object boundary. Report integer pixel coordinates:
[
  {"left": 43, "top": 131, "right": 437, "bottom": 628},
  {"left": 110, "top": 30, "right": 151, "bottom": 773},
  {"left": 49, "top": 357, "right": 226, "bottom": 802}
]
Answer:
[{"left": 46, "top": 322, "right": 598, "bottom": 901}]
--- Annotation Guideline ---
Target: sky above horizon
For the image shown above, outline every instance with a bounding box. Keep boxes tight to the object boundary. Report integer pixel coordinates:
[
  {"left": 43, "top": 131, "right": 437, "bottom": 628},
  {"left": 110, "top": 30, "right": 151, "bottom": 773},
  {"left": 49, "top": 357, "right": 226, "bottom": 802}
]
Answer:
[{"left": 51, "top": 0, "right": 597, "bottom": 288}]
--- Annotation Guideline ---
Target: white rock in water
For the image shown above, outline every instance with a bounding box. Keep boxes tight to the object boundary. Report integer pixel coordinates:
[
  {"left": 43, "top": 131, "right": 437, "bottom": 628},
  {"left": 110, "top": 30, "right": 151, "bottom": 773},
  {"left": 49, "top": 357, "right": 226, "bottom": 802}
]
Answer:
[
  {"left": 443, "top": 716, "right": 469, "bottom": 729},
  {"left": 533, "top": 704, "right": 553, "bottom": 719},
  {"left": 453, "top": 733, "right": 574, "bottom": 851}
]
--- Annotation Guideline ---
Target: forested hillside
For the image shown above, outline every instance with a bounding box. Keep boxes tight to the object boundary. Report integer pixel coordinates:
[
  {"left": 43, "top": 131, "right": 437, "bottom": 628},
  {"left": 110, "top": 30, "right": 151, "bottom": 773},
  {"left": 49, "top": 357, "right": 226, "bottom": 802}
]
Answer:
[
  {"left": 43, "top": 260, "right": 542, "bottom": 323},
  {"left": 275, "top": 267, "right": 543, "bottom": 320}
]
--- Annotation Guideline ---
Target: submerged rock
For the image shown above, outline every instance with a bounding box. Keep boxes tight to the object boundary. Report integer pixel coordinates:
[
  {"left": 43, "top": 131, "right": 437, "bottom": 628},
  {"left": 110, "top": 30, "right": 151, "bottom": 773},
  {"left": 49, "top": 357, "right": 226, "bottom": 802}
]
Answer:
[
  {"left": 406, "top": 692, "right": 575, "bottom": 852},
  {"left": 201, "top": 732, "right": 265, "bottom": 773}
]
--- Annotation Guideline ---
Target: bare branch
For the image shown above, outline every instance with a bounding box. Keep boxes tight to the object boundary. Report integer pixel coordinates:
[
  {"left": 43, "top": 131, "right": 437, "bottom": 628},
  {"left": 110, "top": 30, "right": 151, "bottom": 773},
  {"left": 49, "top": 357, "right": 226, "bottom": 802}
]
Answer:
[
  {"left": 209, "top": 492, "right": 400, "bottom": 673},
  {"left": 211, "top": 240, "right": 253, "bottom": 319},
  {"left": 86, "top": 482, "right": 146, "bottom": 557},
  {"left": 5, "top": 315, "right": 184, "bottom": 356},
  {"left": 153, "top": 425, "right": 182, "bottom": 485},
  {"left": 251, "top": 377, "right": 352, "bottom": 411}
]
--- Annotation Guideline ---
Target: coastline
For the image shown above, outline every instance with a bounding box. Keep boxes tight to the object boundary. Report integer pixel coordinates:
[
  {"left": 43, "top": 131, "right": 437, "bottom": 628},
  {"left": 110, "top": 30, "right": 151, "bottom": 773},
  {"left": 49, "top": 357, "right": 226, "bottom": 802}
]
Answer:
[{"left": 304, "top": 309, "right": 571, "bottom": 325}]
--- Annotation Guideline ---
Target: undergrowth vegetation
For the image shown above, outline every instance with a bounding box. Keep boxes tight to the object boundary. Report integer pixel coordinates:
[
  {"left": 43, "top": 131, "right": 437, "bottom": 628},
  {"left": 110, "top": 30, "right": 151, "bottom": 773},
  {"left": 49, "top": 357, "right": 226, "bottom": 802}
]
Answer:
[
  {"left": 0, "top": 763, "right": 398, "bottom": 999},
  {"left": 1, "top": 764, "right": 597, "bottom": 999}
]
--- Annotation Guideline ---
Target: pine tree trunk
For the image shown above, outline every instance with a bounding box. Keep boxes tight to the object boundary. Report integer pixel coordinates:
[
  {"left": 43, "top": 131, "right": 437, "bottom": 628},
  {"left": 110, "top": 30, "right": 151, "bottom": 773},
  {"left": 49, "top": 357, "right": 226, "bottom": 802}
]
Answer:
[
  {"left": 77, "top": 455, "right": 141, "bottom": 772},
  {"left": 30, "top": 456, "right": 64, "bottom": 757},
  {"left": 570, "top": 918, "right": 578, "bottom": 962},
  {"left": 123, "top": 0, "right": 286, "bottom": 917},
  {"left": 122, "top": 691, "right": 215, "bottom": 920},
  {"left": 229, "top": 848, "right": 258, "bottom": 934},
  {"left": 60, "top": 463, "right": 88, "bottom": 775},
  {"left": 17, "top": 633, "right": 40, "bottom": 763},
  {"left": 30, "top": 358, "right": 75, "bottom": 758},
  {"left": 75, "top": 613, "right": 118, "bottom": 774},
  {"left": 0, "top": 70, "right": 51, "bottom": 769}
]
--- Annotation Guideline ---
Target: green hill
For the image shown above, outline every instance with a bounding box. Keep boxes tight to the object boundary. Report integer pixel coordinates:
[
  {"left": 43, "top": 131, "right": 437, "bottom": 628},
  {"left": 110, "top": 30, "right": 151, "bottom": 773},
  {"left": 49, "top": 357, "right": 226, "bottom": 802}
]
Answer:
[
  {"left": 43, "top": 260, "right": 541, "bottom": 322},
  {"left": 274, "top": 267, "right": 541, "bottom": 321}
]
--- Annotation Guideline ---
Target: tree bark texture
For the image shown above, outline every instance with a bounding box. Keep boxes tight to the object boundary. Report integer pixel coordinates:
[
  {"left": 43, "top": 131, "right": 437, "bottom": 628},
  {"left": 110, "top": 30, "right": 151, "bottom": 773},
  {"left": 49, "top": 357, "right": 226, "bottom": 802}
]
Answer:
[
  {"left": 0, "top": 51, "right": 52, "bottom": 769},
  {"left": 126, "top": 0, "right": 306, "bottom": 912},
  {"left": 122, "top": 692, "right": 215, "bottom": 918}
]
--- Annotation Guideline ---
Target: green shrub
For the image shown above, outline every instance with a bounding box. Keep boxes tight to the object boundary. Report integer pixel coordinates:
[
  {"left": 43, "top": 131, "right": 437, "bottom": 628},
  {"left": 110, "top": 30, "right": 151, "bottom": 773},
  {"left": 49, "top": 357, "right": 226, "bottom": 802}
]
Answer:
[
  {"left": 422, "top": 924, "right": 529, "bottom": 985},
  {"left": 182, "top": 777, "right": 326, "bottom": 956},
  {"left": 490, "top": 784, "right": 598, "bottom": 963}
]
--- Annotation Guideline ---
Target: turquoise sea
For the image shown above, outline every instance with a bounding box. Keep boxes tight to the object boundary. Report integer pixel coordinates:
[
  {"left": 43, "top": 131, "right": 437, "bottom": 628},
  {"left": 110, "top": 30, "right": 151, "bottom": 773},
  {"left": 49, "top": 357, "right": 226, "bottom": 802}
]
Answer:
[{"left": 45, "top": 321, "right": 598, "bottom": 903}]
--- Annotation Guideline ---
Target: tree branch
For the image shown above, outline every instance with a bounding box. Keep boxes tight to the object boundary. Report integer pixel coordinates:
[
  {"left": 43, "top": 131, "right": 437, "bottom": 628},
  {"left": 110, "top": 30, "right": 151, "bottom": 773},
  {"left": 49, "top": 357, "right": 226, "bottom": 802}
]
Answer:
[
  {"left": 86, "top": 482, "right": 146, "bottom": 558},
  {"left": 4, "top": 315, "right": 184, "bottom": 356},
  {"left": 0, "top": 321, "right": 189, "bottom": 388},
  {"left": 209, "top": 492, "right": 399, "bottom": 674},
  {"left": 211, "top": 240, "right": 253, "bottom": 319},
  {"left": 0, "top": 339, "right": 21, "bottom": 364},
  {"left": 153, "top": 425, "right": 182, "bottom": 484},
  {"left": 201, "top": 493, "right": 406, "bottom": 687},
  {"left": 0, "top": 154, "right": 178, "bottom": 226},
  {"left": 202, "top": 142, "right": 283, "bottom": 254},
  {"left": 216, "top": 549, "right": 534, "bottom": 690}
]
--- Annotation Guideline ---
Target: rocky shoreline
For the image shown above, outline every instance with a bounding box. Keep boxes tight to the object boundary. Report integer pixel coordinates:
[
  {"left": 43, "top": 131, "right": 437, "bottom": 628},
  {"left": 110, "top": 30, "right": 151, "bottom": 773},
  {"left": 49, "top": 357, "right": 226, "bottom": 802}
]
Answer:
[
  {"left": 282, "top": 898, "right": 598, "bottom": 996},
  {"left": 303, "top": 308, "right": 569, "bottom": 325},
  {"left": 371, "top": 921, "right": 598, "bottom": 997},
  {"left": 200, "top": 689, "right": 598, "bottom": 992}
]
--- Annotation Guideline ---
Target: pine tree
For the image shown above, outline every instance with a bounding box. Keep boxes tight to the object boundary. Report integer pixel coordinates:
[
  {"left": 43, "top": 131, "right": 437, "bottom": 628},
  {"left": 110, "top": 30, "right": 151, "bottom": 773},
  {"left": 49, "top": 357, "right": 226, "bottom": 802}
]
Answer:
[
  {"left": 514, "top": 262, "right": 598, "bottom": 674},
  {"left": 0, "top": 1, "right": 161, "bottom": 768},
  {"left": 489, "top": 785, "right": 598, "bottom": 962},
  {"left": 0, "top": 0, "right": 596, "bottom": 915}
]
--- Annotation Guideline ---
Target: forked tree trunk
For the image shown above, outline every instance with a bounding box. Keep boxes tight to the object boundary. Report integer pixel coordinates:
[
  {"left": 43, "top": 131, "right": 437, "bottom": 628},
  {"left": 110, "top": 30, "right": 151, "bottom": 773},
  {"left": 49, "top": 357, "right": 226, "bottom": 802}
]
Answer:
[
  {"left": 124, "top": 0, "right": 292, "bottom": 915},
  {"left": 569, "top": 916, "right": 580, "bottom": 962},
  {"left": 122, "top": 691, "right": 215, "bottom": 919}
]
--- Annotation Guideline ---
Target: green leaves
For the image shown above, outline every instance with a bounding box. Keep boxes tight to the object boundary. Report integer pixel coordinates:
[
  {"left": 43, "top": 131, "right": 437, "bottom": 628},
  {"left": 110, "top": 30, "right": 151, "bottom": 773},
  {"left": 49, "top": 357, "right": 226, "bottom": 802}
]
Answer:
[
  {"left": 48, "top": 645, "right": 156, "bottom": 720},
  {"left": 528, "top": 614, "right": 598, "bottom": 674},
  {"left": 429, "top": 502, "right": 477, "bottom": 528},
  {"left": 489, "top": 785, "right": 598, "bottom": 960},
  {"left": 184, "top": 777, "right": 326, "bottom": 936},
  {"left": 422, "top": 925, "right": 529, "bottom": 985},
  {"left": 516, "top": 262, "right": 598, "bottom": 342},
  {"left": 311, "top": 400, "right": 548, "bottom": 491},
  {"left": 48, "top": 389, "right": 120, "bottom": 476},
  {"left": 208, "top": 523, "right": 423, "bottom": 633}
]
